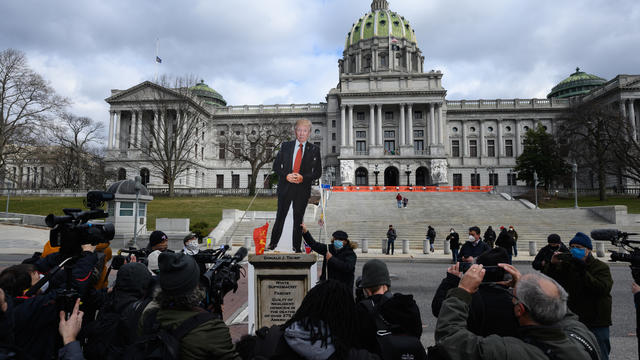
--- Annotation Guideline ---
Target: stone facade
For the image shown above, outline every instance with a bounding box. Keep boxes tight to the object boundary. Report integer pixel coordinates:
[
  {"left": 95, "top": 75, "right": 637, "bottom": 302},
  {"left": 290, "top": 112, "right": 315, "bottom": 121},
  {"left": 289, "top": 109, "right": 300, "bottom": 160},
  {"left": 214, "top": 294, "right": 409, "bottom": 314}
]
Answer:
[{"left": 104, "top": 1, "right": 640, "bottom": 190}]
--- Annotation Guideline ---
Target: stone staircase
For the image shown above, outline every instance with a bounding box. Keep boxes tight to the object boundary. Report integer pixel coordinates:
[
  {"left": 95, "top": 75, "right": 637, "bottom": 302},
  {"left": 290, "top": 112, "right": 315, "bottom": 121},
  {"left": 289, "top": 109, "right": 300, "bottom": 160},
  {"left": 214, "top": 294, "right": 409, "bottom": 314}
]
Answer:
[{"left": 220, "top": 192, "right": 639, "bottom": 253}]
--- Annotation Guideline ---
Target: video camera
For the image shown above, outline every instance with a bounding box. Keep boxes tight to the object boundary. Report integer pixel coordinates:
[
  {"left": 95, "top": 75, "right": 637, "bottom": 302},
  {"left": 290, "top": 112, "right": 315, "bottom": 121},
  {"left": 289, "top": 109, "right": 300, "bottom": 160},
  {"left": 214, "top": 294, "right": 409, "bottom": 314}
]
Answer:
[
  {"left": 46, "top": 191, "right": 115, "bottom": 257},
  {"left": 591, "top": 229, "right": 640, "bottom": 283},
  {"left": 198, "top": 246, "right": 248, "bottom": 317}
]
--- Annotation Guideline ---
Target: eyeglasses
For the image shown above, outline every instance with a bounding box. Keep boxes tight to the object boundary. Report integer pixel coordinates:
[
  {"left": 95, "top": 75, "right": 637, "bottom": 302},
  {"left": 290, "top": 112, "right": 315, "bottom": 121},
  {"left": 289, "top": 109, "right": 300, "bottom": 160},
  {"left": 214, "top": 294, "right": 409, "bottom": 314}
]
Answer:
[{"left": 508, "top": 290, "right": 530, "bottom": 312}]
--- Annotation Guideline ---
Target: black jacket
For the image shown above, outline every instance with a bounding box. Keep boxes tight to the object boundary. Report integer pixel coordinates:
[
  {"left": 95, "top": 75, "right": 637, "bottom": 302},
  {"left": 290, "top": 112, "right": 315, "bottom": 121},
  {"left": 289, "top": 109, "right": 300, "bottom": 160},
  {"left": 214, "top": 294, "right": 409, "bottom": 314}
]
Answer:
[
  {"left": 303, "top": 231, "right": 356, "bottom": 293},
  {"left": 427, "top": 227, "right": 436, "bottom": 243},
  {"left": 273, "top": 140, "right": 322, "bottom": 199},
  {"left": 532, "top": 243, "right": 569, "bottom": 271},
  {"left": 431, "top": 273, "right": 518, "bottom": 337},
  {"left": 495, "top": 230, "right": 514, "bottom": 255},
  {"left": 446, "top": 232, "right": 460, "bottom": 250},
  {"left": 355, "top": 292, "right": 423, "bottom": 355},
  {"left": 457, "top": 240, "right": 490, "bottom": 261},
  {"left": 483, "top": 228, "right": 496, "bottom": 246}
]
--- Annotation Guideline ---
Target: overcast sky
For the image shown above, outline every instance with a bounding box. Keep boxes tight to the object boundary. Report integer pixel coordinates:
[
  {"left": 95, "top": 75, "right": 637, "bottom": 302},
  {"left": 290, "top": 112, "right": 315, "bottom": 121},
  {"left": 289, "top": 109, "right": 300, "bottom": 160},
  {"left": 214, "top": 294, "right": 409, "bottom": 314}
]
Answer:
[{"left": 2, "top": 0, "right": 639, "bottom": 136}]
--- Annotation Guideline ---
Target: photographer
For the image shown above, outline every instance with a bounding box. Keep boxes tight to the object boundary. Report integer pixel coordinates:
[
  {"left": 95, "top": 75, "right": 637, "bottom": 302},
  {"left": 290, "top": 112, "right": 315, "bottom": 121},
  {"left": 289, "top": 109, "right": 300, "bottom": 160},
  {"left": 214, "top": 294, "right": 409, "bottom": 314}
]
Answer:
[
  {"left": 532, "top": 234, "right": 569, "bottom": 271},
  {"left": 146, "top": 230, "right": 172, "bottom": 253},
  {"left": 543, "top": 232, "right": 612, "bottom": 359}
]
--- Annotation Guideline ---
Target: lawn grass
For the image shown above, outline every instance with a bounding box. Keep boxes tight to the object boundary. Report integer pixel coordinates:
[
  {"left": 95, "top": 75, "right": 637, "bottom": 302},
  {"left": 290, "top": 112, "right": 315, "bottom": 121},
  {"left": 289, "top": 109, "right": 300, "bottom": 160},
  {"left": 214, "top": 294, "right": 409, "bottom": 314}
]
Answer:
[
  {"left": 539, "top": 196, "right": 640, "bottom": 213},
  {"left": 0, "top": 196, "right": 278, "bottom": 233}
]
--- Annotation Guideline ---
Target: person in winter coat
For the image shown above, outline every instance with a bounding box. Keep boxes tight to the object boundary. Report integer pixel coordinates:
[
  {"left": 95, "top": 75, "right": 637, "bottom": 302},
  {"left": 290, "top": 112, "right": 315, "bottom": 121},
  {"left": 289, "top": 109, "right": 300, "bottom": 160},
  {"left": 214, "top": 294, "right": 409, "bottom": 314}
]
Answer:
[
  {"left": 507, "top": 225, "right": 519, "bottom": 257},
  {"left": 532, "top": 234, "right": 569, "bottom": 271},
  {"left": 386, "top": 225, "right": 397, "bottom": 255},
  {"left": 457, "top": 226, "right": 490, "bottom": 263},
  {"left": 253, "top": 280, "right": 380, "bottom": 360},
  {"left": 427, "top": 225, "right": 436, "bottom": 253},
  {"left": 431, "top": 248, "right": 518, "bottom": 337},
  {"left": 302, "top": 224, "right": 357, "bottom": 293},
  {"left": 495, "top": 226, "right": 515, "bottom": 264},
  {"left": 395, "top": 193, "right": 403, "bottom": 208},
  {"left": 446, "top": 228, "right": 460, "bottom": 263},
  {"left": 543, "top": 232, "right": 613, "bottom": 359},
  {"left": 483, "top": 226, "right": 496, "bottom": 248},
  {"left": 435, "top": 263, "right": 602, "bottom": 360},
  {"left": 355, "top": 260, "right": 426, "bottom": 359},
  {"left": 139, "top": 253, "right": 241, "bottom": 360}
]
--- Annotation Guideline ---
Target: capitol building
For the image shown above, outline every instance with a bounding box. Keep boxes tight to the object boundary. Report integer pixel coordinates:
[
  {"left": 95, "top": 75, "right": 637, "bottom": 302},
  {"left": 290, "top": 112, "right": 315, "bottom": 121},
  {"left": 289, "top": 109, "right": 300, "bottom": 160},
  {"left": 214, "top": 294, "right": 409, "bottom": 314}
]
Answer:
[{"left": 104, "top": 0, "right": 640, "bottom": 191}]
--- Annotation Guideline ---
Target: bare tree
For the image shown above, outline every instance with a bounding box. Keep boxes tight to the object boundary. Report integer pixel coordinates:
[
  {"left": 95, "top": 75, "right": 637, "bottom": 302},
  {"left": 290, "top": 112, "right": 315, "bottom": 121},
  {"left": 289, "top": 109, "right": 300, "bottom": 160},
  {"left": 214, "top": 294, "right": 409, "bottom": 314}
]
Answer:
[
  {"left": 606, "top": 110, "right": 640, "bottom": 188},
  {"left": 218, "top": 119, "right": 294, "bottom": 195},
  {"left": 0, "top": 49, "right": 68, "bottom": 183},
  {"left": 130, "top": 76, "right": 206, "bottom": 196},
  {"left": 47, "top": 113, "right": 105, "bottom": 189}
]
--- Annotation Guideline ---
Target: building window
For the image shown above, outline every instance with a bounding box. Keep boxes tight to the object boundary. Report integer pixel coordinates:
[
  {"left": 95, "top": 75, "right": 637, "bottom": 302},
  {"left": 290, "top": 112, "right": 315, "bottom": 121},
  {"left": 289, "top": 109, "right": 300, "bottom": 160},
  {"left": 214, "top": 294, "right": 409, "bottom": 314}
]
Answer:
[
  {"left": 140, "top": 168, "right": 150, "bottom": 186},
  {"left": 414, "top": 140, "right": 423, "bottom": 151},
  {"left": 414, "top": 111, "right": 423, "bottom": 119},
  {"left": 469, "top": 140, "right": 478, "bottom": 157},
  {"left": 332, "top": 133, "right": 336, "bottom": 141},
  {"left": 489, "top": 173, "right": 499, "bottom": 186},
  {"left": 505, "top": 139, "right": 513, "bottom": 157},
  {"left": 356, "top": 141, "right": 367, "bottom": 152},
  {"left": 219, "top": 146, "right": 226, "bottom": 159},
  {"left": 507, "top": 173, "right": 517, "bottom": 186},
  {"left": 471, "top": 173, "right": 480, "bottom": 186},
  {"left": 216, "top": 174, "right": 224, "bottom": 188},
  {"left": 453, "top": 174, "right": 462, "bottom": 186},
  {"left": 452, "top": 140, "right": 460, "bottom": 157},
  {"left": 357, "top": 112, "right": 365, "bottom": 121},
  {"left": 332, "top": 120, "right": 336, "bottom": 128},
  {"left": 384, "top": 140, "right": 395, "bottom": 153},
  {"left": 414, "top": 130, "right": 424, "bottom": 138},
  {"left": 332, "top": 146, "right": 336, "bottom": 153},
  {"left": 385, "top": 112, "right": 393, "bottom": 121},
  {"left": 247, "top": 174, "right": 252, "bottom": 188},
  {"left": 384, "top": 130, "right": 395, "bottom": 138},
  {"left": 232, "top": 174, "right": 240, "bottom": 189},
  {"left": 487, "top": 139, "right": 495, "bottom": 157},
  {"left": 119, "top": 202, "right": 134, "bottom": 216},
  {"left": 380, "top": 53, "right": 388, "bottom": 68},
  {"left": 118, "top": 168, "right": 126, "bottom": 181},
  {"left": 356, "top": 131, "right": 366, "bottom": 138}
]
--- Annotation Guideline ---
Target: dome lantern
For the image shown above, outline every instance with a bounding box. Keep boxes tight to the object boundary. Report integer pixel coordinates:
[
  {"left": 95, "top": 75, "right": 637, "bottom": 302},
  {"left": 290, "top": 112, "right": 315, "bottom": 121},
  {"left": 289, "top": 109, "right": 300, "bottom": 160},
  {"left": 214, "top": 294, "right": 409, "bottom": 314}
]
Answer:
[{"left": 371, "top": 0, "right": 389, "bottom": 11}]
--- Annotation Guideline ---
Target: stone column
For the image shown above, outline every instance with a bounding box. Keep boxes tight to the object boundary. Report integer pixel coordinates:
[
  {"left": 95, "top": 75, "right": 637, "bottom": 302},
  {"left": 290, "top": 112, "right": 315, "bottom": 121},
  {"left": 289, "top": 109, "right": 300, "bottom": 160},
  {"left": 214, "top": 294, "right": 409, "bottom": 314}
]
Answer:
[
  {"left": 153, "top": 110, "right": 159, "bottom": 149},
  {"left": 478, "top": 120, "right": 483, "bottom": 158},
  {"left": 461, "top": 122, "right": 467, "bottom": 157},
  {"left": 108, "top": 111, "right": 115, "bottom": 149},
  {"left": 438, "top": 104, "right": 444, "bottom": 145},
  {"left": 130, "top": 111, "right": 137, "bottom": 148},
  {"left": 497, "top": 120, "right": 503, "bottom": 158},
  {"left": 369, "top": 104, "right": 375, "bottom": 146},
  {"left": 114, "top": 111, "right": 121, "bottom": 150},
  {"left": 340, "top": 105, "right": 346, "bottom": 146},
  {"left": 407, "top": 104, "right": 414, "bottom": 145},
  {"left": 629, "top": 99, "right": 637, "bottom": 141},
  {"left": 429, "top": 103, "right": 435, "bottom": 145},
  {"left": 377, "top": 105, "right": 383, "bottom": 145},
  {"left": 399, "top": 104, "right": 406, "bottom": 146},
  {"left": 515, "top": 120, "right": 521, "bottom": 157},
  {"left": 348, "top": 105, "right": 354, "bottom": 146},
  {"left": 137, "top": 111, "right": 143, "bottom": 147}
]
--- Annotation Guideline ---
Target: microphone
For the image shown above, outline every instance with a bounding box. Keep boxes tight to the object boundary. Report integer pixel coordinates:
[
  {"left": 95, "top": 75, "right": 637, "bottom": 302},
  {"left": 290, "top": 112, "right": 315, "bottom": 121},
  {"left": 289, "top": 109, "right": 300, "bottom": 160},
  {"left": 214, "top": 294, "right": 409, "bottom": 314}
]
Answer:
[
  {"left": 590, "top": 229, "right": 621, "bottom": 241},
  {"left": 232, "top": 247, "right": 248, "bottom": 264}
]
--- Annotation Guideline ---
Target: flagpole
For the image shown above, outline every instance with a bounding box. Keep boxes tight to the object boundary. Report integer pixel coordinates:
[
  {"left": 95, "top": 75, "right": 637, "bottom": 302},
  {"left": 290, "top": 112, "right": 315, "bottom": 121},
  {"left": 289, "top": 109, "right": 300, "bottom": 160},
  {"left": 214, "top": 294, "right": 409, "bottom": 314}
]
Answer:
[{"left": 155, "top": 38, "right": 159, "bottom": 83}]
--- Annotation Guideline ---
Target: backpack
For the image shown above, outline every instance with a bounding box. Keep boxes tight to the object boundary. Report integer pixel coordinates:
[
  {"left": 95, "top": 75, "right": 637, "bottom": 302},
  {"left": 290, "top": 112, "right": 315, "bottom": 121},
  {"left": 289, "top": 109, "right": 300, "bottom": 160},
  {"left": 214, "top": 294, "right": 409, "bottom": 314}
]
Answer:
[
  {"left": 123, "top": 309, "right": 215, "bottom": 360},
  {"left": 361, "top": 297, "right": 427, "bottom": 360}
]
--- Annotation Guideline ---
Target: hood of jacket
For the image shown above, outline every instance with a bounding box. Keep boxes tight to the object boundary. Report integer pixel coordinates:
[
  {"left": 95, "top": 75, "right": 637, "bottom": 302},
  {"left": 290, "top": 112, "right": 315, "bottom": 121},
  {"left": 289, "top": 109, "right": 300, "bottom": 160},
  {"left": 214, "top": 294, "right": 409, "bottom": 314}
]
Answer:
[
  {"left": 284, "top": 321, "right": 335, "bottom": 360},
  {"left": 113, "top": 262, "right": 153, "bottom": 312}
]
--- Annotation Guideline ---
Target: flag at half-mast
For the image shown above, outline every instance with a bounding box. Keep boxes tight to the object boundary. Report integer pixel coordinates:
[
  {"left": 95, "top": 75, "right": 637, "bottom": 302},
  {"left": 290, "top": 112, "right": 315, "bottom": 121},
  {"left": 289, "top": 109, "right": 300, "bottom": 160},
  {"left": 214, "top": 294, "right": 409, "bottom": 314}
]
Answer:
[
  {"left": 155, "top": 56, "right": 162, "bottom": 64},
  {"left": 253, "top": 222, "right": 269, "bottom": 255}
]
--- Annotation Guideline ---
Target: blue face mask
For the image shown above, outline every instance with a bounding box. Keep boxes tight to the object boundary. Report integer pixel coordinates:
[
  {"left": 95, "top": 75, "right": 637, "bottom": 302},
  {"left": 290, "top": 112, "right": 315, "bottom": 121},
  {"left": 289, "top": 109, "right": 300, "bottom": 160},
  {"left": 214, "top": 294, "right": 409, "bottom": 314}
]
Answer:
[
  {"left": 333, "top": 240, "right": 344, "bottom": 250},
  {"left": 570, "top": 247, "right": 586, "bottom": 259}
]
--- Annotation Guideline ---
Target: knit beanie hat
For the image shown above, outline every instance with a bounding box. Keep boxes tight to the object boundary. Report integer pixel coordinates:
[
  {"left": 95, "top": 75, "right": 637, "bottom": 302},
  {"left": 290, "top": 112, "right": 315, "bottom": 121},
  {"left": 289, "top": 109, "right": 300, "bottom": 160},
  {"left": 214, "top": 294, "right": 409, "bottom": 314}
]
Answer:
[
  {"left": 360, "top": 259, "right": 391, "bottom": 288},
  {"left": 158, "top": 252, "right": 200, "bottom": 295},
  {"left": 115, "top": 262, "right": 152, "bottom": 295},
  {"left": 332, "top": 230, "right": 349, "bottom": 240},
  {"left": 547, "top": 234, "right": 562, "bottom": 244},
  {"left": 147, "top": 250, "right": 161, "bottom": 273},
  {"left": 148, "top": 230, "right": 168, "bottom": 248},
  {"left": 569, "top": 232, "right": 592, "bottom": 250}
]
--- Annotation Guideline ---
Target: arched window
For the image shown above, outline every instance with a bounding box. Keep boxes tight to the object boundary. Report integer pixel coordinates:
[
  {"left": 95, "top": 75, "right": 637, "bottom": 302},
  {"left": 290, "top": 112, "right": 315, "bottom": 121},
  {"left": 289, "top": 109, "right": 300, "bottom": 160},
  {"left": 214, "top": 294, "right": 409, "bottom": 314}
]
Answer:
[
  {"left": 118, "top": 168, "right": 126, "bottom": 181},
  {"left": 140, "top": 168, "right": 150, "bottom": 186},
  {"left": 355, "top": 167, "right": 368, "bottom": 186},
  {"left": 416, "top": 166, "right": 429, "bottom": 186}
]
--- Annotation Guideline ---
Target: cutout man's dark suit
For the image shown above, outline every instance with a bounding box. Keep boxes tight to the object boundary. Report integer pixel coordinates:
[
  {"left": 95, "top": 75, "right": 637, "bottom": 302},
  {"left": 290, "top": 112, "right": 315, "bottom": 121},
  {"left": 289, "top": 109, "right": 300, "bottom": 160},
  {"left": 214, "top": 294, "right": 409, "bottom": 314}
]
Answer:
[{"left": 269, "top": 140, "right": 322, "bottom": 252}]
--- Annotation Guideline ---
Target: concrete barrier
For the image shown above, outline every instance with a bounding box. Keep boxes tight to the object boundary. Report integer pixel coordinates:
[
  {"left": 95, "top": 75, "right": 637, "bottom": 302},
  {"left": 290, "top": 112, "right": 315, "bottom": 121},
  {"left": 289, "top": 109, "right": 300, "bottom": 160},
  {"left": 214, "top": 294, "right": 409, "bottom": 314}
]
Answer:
[
  {"left": 244, "top": 236, "right": 252, "bottom": 250},
  {"left": 596, "top": 241, "right": 606, "bottom": 257},
  {"left": 402, "top": 239, "right": 409, "bottom": 254},
  {"left": 381, "top": 239, "right": 387, "bottom": 254},
  {"left": 444, "top": 240, "right": 451, "bottom": 255},
  {"left": 423, "top": 240, "right": 429, "bottom": 254},
  {"left": 361, "top": 239, "right": 369, "bottom": 253},
  {"left": 528, "top": 241, "right": 537, "bottom": 256}
]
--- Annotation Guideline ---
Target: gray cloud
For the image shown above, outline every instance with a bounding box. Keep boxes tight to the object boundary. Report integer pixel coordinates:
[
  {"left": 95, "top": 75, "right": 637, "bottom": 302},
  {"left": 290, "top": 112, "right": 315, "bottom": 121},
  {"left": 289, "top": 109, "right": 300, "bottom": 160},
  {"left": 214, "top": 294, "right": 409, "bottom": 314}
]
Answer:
[{"left": 1, "top": 0, "right": 638, "bottom": 130}]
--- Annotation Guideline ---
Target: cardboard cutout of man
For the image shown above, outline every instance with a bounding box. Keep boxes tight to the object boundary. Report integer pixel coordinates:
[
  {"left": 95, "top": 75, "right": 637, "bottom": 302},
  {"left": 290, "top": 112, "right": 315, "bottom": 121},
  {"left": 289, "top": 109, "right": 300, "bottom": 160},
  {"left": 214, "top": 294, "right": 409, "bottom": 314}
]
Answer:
[{"left": 268, "top": 119, "right": 322, "bottom": 252}]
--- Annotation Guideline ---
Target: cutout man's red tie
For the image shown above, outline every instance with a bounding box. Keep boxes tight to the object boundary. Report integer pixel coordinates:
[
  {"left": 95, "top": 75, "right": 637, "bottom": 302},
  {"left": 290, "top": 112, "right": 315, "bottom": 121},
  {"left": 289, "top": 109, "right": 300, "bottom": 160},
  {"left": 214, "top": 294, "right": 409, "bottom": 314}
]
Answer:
[{"left": 293, "top": 144, "right": 303, "bottom": 174}]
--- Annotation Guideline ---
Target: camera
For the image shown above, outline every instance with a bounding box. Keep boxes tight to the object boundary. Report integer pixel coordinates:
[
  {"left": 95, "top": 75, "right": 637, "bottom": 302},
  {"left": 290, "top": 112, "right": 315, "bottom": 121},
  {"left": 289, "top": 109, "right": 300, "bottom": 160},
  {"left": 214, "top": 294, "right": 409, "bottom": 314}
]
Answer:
[
  {"left": 459, "top": 262, "right": 506, "bottom": 282},
  {"left": 198, "top": 246, "right": 248, "bottom": 317},
  {"left": 45, "top": 191, "right": 115, "bottom": 257},
  {"left": 591, "top": 229, "right": 640, "bottom": 283}
]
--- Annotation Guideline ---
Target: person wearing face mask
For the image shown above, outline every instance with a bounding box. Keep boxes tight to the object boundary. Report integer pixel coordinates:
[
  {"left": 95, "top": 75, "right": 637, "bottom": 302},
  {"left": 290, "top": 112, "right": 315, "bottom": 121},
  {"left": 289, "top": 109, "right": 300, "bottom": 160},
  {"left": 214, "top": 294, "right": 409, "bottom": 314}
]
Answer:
[
  {"left": 181, "top": 233, "right": 200, "bottom": 256},
  {"left": 446, "top": 228, "right": 460, "bottom": 264},
  {"left": 301, "top": 223, "right": 357, "bottom": 294},
  {"left": 457, "top": 226, "right": 490, "bottom": 263},
  {"left": 532, "top": 234, "right": 569, "bottom": 271},
  {"left": 544, "top": 232, "right": 613, "bottom": 360}
]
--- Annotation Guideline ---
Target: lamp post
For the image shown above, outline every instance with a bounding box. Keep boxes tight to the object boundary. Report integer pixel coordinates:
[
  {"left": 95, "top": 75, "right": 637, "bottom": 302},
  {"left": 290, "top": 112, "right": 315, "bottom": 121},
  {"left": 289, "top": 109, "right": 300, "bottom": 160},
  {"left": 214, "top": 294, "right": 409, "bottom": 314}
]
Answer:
[
  {"left": 533, "top": 170, "right": 538, "bottom": 209},
  {"left": 133, "top": 176, "right": 142, "bottom": 247},
  {"left": 572, "top": 162, "right": 578, "bottom": 209},
  {"left": 374, "top": 164, "right": 380, "bottom": 186},
  {"left": 5, "top": 182, "right": 12, "bottom": 213},
  {"left": 405, "top": 164, "right": 412, "bottom": 186}
]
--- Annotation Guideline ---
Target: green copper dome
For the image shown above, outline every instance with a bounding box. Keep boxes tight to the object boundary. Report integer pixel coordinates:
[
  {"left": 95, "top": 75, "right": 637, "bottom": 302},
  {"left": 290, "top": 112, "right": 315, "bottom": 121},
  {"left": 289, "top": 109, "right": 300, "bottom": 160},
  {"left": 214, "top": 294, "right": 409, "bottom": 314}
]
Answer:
[
  {"left": 547, "top": 68, "right": 606, "bottom": 99},
  {"left": 345, "top": 1, "right": 417, "bottom": 50},
  {"left": 190, "top": 80, "right": 227, "bottom": 107}
]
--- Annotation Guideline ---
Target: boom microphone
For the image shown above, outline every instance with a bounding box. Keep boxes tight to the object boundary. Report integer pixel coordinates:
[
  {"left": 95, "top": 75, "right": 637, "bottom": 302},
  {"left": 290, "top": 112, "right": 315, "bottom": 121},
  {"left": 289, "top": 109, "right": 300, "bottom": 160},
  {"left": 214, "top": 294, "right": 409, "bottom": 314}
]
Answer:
[
  {"left": 232, "top": 247, "right": 248, "bottom": 264},
  {"left": 590, "top": 229, "right": 622, "bottom": 241}
]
